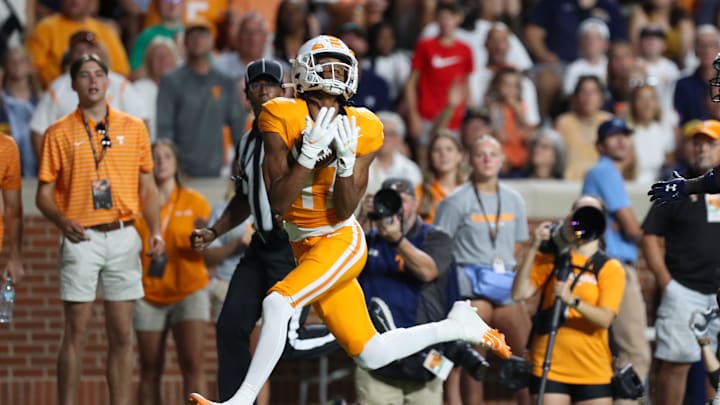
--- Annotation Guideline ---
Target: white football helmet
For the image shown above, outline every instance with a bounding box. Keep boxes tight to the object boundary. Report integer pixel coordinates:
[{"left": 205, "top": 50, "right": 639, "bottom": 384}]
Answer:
[{"left": 291, "top": 35, "right": 359, "bottom": 100}]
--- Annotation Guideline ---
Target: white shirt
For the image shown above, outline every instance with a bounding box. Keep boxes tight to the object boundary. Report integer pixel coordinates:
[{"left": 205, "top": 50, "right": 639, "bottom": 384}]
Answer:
[
  {"left": 632, "top": 120, "right": 675, "bottom": 184},
  {"left": 563, "top": 57, "right": 608, "bottom": 95},
  {"left": 130, "top": 78, "right": 158, "bottom": 141},
  {"left": 641, "top": 57, "right": 680, "bottom": 120},
  {"left": 366, "top": 51, "right": 411, "bottom": 102},
  {"left": 366, "top": 151, "right": 423, "bottom": 195},
  {"left": 30, "top": 71, "right": 150, "bottom": 135},
  {"left": 421, "top": 20, "right": 533, "bottom": 73},
  {"left": 469, "top": 66, "right": 540, "bottom": 127}
]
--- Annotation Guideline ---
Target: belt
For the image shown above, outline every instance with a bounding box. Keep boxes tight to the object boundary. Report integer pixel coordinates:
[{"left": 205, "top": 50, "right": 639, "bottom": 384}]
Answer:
[{"left": 88, "top": 219, "right": 135, "bottom": 232}]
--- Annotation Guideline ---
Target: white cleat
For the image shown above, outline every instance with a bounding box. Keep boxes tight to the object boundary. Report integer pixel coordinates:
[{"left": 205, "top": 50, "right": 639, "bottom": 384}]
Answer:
[{"left": 447, "top": 300, "right": 512, "bottom": 359}]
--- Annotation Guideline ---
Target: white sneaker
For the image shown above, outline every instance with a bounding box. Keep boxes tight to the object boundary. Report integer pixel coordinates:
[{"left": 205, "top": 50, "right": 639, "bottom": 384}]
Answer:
[{"left": 447, "top": 300, "right": 512, "bottom": 359}]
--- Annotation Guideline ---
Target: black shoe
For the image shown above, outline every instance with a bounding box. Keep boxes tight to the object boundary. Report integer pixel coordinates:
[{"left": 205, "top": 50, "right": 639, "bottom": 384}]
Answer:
[{"left": 369, "top": 297, "right": 396, "bottom": 333}]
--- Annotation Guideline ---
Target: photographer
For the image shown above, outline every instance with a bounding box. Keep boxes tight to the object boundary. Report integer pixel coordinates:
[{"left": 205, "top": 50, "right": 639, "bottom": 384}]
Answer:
[
  {"left": 512, "top": 195, "right": 626, "bottom": 405},
  {"left": 356, "top": 177, "right": 488, "bottom": 404}
]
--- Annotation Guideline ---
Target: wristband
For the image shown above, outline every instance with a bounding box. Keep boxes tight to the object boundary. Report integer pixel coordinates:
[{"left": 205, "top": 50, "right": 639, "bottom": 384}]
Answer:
[
  {"left": 208, "top": 227, "right": 219, "bottom": 239},
  {"left": 388, "top": 236, "right": 404, "bottom": 248},
  {"left": 702, "top": 168, "right": 720, "bottom": 194},
  {"left": 569, "top": 297, "right": 580, "bottom": 309}
]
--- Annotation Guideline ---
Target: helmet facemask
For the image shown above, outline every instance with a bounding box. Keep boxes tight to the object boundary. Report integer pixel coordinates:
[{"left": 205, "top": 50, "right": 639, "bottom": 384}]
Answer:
[{"left": 292, "top": 38, "right": 359, "bottom": 100}]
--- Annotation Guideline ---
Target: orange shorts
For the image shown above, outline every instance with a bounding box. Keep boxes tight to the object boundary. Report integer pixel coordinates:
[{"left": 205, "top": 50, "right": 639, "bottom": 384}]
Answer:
[{"left": 269, "top": 220, "right": 377, "bottom": 356}]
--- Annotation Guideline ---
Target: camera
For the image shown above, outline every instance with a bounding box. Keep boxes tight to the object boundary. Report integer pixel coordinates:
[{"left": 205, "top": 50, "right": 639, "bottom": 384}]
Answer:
[
  {"left": 539, "top": 205, "right": 607, "bottom": 254},
  {"left": 367, "top": 188, "right": 403, "bottom": 221},
  {"left": 443, "top": 341, "right": 490, "bottom": 381}
]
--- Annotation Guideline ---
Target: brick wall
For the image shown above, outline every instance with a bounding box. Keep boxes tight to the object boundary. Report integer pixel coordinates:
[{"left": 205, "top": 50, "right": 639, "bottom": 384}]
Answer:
[{"left": 0, "top": 215, "right": 660, "bottom": 405}]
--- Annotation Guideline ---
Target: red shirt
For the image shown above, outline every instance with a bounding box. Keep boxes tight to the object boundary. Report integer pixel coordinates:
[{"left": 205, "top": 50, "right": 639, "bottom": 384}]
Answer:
[{"left": 411, "top": 37, "right": 473, "bottom": 129}]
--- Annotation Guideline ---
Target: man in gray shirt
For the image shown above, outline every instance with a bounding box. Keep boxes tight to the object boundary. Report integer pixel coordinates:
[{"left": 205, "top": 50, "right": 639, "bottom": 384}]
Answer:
[{"left": 157, "top": 19, "right": 246, "bottom": 177}]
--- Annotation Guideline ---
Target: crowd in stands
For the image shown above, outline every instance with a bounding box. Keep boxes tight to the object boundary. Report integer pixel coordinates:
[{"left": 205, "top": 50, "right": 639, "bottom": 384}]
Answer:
[{"left": 6, "top": 0, "right": 720, "bottom": 403}]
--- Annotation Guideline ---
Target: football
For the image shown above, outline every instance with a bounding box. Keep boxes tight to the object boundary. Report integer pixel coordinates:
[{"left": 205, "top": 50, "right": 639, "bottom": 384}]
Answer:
[{"left": 289, "top": 138, "right": 337, "bottom": 169}]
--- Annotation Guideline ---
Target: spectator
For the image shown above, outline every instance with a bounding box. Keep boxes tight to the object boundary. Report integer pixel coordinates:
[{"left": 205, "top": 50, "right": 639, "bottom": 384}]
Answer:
[
  {"left": 691, "top": 305, "right": 720, "bottom": 402},
  {"left": 0, "top": 47, "right": 41, "bottom": 176},
  {"left": 143, "top": 0, "right": 225, "bottom": 38},
  {"left": 35, "top": 54, "right": 164, "bottom": 405},
  {"left": 226, "top": 0, "right": 282, "bottom": 34},
  {"left": 641, "top": 120, "right": 720, "bottom": 405},
  {"left": 636, "top": 25, "right": 681, "bottom": 119},
  {"left": 128, "top": 0, "right": 184, "bottom": 77},
  {"left": 460, "top": 107, "right": 493, "bottom": 152},
  {"left": 366, "top": 111, "right": 423, "bottom": 195},
  {"left": 29, "top": 31, "right": 150, "bottom": 159},
  {"left": 341, "top": 22, "right": 391, "bottom": 113},
  {"left": 356, "top": 177, "right": 462, "bottom": 404},
  {"left": 581, "top": 117, "right": 652, "bottom": 399},
  {"left": 605, "top": 41, "right": 644, "bottom": 117},
  {"left": 514, "top": 131, "right": 565, "bottom": 180},
  {"left": 435, "top": 135, "right": 530, "bottom": 405},
  {"left": 134, "top": 139, "right": 212, "bottom": 404},
  {"left": 156, "top": 19, "right": 246, "bottom": 177},
  {"left": 0, "top": 133, "right": 23, "bottom": 283},
  {"left": 512, "top": 195, "right": 625, "bottom": 405},
  {"left": 272, "top": 0, "right": 317, "bottom": 62},
  {"left": 26, "top": 0, "right": 130, "bottom": 85},
  {"left": 628, "top": 0, "right": 695, "bottom": 69},
  {"left": 626, "top": 83, "right": 676, "bottom": 183},
  {"left": 556, "top": 75, "right": 611, "bottom": 181},
  {"left": 484, "top": 67, "right": 533, "bottom": 175},
  {"left": 563, "top": 18, "right": 610, "bottom": 96},
  {"left": 420, "top": 3, "right": 532, "bottom": 74},
  {"left": 213, "top": 11, "right": 273, "bottom": 82},
  {"left": 0, "top": 0, "right": 31, "bottom": 56},
  {"left": 406, "top": 1, "right": 472, "bottom": 145},
  {"left": 366, "top": 21, "right": 411, "bottom": 105},
  {"left": 674, "top": 24, "right": 720, "bottom": 126},
  {"left": 131, "top": 37, "right": 181, "bottom": 142},
  {"left": 189, "top": 58, "right": 337, "bottom": 402},
  {"left": 417, "top": 131, "right": 467, "bottom": 224},
  {"left": 468, "top": 22, "right": 540, "bottom": 129}
]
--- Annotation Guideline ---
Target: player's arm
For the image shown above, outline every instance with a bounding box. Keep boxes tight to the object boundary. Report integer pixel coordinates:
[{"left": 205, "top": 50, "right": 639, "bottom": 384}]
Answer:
[
  {"left": 263, "top": 132, "right": 312, "bottom": 216},
  {"left": 686, "top": 167, "right": 720, "bottom": 194},
  {"left": 333, "top": 151, "right": 376, "bottom": 221}
]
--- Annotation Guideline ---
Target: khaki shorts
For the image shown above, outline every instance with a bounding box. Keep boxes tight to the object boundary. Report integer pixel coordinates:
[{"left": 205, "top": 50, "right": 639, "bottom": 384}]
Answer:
[
  {"left": 134, "top": 289, "right": 211, "bottom": 331},
  {"left": 59, "top": 226, "right": 143, "bottom": 302},
  {"left": 355, "top": 365, "right": 442, "bottom": 405},
  {"left": 208, "top": 278, "right": 230, "bottom": 322}
]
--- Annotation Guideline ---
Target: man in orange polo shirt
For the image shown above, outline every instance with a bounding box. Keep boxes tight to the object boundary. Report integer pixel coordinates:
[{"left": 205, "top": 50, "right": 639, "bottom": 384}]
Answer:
[
  {"left": 35, "top": 54, "right": 164, "bottom": 405},
  {"left": 0, "top": 134, "right": 23, "bottom": 283}
]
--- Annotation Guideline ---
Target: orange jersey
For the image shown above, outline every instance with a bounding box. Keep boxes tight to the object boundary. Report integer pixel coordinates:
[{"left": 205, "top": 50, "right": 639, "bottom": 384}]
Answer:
[
  {"left": 0, "top": 134, "right": 22, "bottom": 252},
  {"left": 528, "top": 251, "right": 625, "bottom": 384},
  {"left": 38, "top": 108, "right": 153, "bottom": 227},
  {"left": 26, "top": 15, "right": 130, "bottom": 86},
  {"left": 258, "top": 98, "right": 383, "bottom": 229},
  {"left": 417, "top": 180, "right": 451, "bottom": 224},
  {"left": 135, "top": 186, "right": 211, "bottom": 305},
  {"left": 145, "top": 0, "right": 224, "bottom": 37}
]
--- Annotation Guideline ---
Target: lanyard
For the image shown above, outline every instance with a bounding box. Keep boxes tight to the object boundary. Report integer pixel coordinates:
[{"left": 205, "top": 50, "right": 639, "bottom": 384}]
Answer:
[
  {"left": 160, "top": 190, "right": 179, "bottom": 239},
  {"left": 81, "top": 112, "right": 109, "bottom": 172},
  {"left": 473, "top": 183, "right": 501, "bottom": 250}
]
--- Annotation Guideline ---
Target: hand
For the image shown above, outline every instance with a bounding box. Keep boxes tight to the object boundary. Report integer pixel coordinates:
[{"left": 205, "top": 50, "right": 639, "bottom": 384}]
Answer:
[
  {"left": 376, "top": 215, "right": 403, "bottom": 242},
  {"left": 407, "top": 112, "right": 422, "bottom": 140},
  {"left": 447, "top": 79, "right": 465, "bottom": 108},
  {"left": 689, "top": 307, "right": 720, "bottom": 342},
  {"left": 533, "top": 221, "right": 552, "bottom": 246},
  {"left": 358, "top": 193, "right": 374, "bottom": 220},
  {"left": 190, "top": 228, "right": 216, "bottom": 251},
  {"left": 334, "top": 115, "right": 359, "bottom": 177},
  {"left": 234, "top": 229, "right": 253, "bottom": 253},
  {"left": 553, "top": 281, "right": 573, "bottom": 305},
  {"left": 657, "top": 274, "right": 672, "bottom": 291},
  {"left": 3, "top": 257, "right": 24, "bottom": 284},
  {"left": 298, "top": 106, "right": 338, "bottom": 169},
  {"left": 648, "top": 171, "right": 688, "bottom": 205},
  {"left": 60, "top": 218, "right": 89, "bottom": 243},
  {"left": 148, "top": 234, "right": 165, "bottom": 260}
]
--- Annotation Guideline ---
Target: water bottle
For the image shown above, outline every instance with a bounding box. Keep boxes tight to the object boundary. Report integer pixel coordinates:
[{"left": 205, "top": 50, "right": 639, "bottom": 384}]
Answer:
[{"left": 0, "top": 277, "right": 15, "bottom": 323}]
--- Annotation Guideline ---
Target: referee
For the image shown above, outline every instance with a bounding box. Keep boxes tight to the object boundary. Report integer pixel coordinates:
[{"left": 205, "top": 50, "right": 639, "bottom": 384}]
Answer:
[{"left": 190, "top": 59, "right": 337, "bottom": 401}]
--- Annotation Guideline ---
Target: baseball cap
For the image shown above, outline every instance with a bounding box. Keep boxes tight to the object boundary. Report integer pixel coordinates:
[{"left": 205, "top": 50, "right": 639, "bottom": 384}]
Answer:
[
  {"left": 245, "top": 59, "right": 284, "bottom": 85},
  {"left": 578, "top": 18, "right": 609, "bottom": 40},
  {"left": 639, "top": 25, "right": 667, "bottom": 39},
  {"left": 381, "top": 177, "right": 416, "bottom": 198},
  {"left": 185, "top": 17, "right": 212, "bottom": 33},
  {"left": 597, "top": 117, "right": 633, "bottom": 145},
  {"left": 69, "top": 30, "right": 99, "bottom": 48},
  {"left": 688, "top": 120, "right": 720, "bottom": 139}
]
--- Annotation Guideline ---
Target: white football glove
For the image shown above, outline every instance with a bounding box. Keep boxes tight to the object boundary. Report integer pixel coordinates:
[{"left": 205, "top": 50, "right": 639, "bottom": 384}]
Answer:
[
  {"left": 297, "top": 107, "right": 337, "bottom": 169},
  {"left": 333, "top": 115, "right": 359, "bottom": 177}
]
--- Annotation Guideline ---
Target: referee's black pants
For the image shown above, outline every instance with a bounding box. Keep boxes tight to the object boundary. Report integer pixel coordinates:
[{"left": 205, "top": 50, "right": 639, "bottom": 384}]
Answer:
[{"left": 216, "top": 228, "right": 295, "bottom": 401}]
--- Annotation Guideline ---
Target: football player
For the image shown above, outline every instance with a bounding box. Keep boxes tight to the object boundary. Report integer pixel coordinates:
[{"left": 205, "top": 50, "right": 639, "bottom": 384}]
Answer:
[{"left": 189, "top": 35, "right": 511, "bottom": 405}]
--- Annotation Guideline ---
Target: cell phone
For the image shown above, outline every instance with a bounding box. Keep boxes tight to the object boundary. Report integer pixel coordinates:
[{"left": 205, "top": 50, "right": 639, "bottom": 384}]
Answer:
[{"left": 148, "top": 255, "right": 168, "bottom": 278}]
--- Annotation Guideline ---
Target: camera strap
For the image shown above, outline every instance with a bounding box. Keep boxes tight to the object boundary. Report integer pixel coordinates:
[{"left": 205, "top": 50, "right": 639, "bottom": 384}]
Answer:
[{"left": 473, "top": 184, "right": 501, "bottom": 250}]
